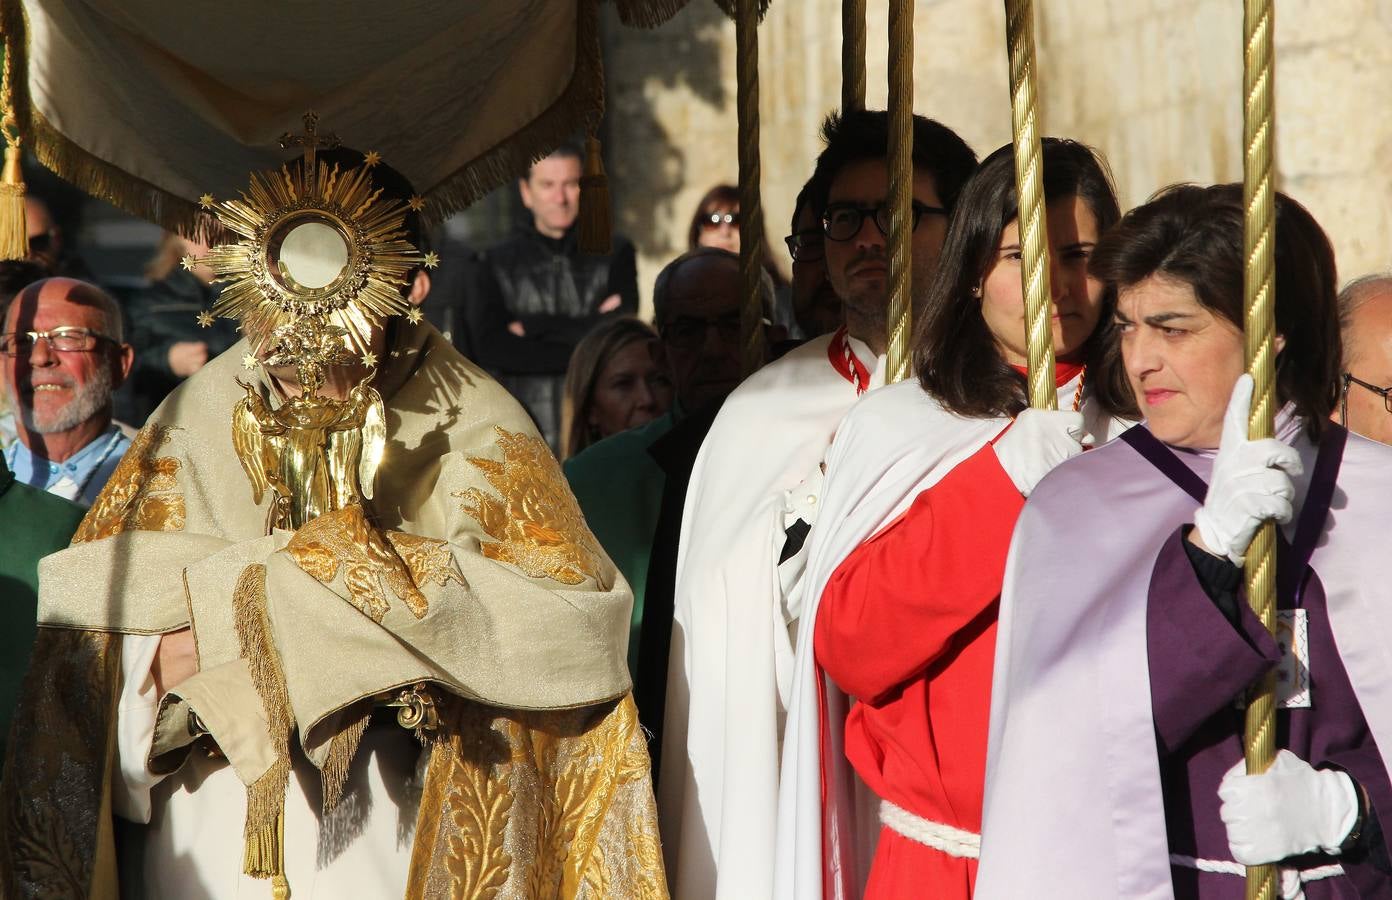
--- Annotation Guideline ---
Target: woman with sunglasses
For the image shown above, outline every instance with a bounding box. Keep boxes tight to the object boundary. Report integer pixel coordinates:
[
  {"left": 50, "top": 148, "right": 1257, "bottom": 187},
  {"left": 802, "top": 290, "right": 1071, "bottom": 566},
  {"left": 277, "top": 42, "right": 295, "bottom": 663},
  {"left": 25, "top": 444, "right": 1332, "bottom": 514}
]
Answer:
[
  {"left": 687, "top": 184, "right": 798, "bottom": 339},
  {"left": 978, "top": 186, "right": 1392, "bottom": 898},
  {"left": 775, "top": 139, "right": 1133, "bottom": 899}
]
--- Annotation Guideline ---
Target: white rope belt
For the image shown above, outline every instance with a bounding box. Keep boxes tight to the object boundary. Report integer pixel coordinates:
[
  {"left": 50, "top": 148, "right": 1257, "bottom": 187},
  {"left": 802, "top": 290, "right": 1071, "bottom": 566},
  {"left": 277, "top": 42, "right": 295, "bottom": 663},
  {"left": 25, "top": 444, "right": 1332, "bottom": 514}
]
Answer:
[
  {"left": 879, "top": 800, "right": 980, "bottom": 859},
  {"left": 1170, "top": 853, "right": 1343, "bottom": 899}
]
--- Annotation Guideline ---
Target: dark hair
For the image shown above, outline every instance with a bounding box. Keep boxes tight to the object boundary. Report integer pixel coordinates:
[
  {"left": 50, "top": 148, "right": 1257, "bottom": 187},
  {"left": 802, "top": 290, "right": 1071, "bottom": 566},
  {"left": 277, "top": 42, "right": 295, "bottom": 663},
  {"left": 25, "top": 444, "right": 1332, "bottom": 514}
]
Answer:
[
  {"left": 791, "top": 178, "right": 815, "bottom": 235},
  {"left": 687, "top": 184, "right": 739, "bottom": 249},
  {"left": 308, "top": 146, "right": 426, "bottom": 252},
  {"left": 1089, "top": 183, "right": 1340, "bottom": 440},
  {"left": 806, "top": 109, "right": 978, "bottom": 218},
  {"left": 914, "top": 139, "right": 1125, "bottom": 418}
]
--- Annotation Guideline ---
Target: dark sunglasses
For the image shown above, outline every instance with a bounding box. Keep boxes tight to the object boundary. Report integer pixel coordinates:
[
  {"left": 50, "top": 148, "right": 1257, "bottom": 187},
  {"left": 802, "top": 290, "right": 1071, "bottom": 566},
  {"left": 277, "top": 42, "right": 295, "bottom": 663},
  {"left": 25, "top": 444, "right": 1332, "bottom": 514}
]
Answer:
[{"left": 701, "top": 211, "right": 740, "bottom": 229}]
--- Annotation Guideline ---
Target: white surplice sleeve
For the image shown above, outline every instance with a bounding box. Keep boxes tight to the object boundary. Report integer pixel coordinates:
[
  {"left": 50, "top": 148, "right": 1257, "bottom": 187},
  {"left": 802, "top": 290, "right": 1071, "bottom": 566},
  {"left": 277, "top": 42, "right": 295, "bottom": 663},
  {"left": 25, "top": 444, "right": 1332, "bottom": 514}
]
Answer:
[{"left": 113, "top": 632, "right": 164, "bottom": 824}]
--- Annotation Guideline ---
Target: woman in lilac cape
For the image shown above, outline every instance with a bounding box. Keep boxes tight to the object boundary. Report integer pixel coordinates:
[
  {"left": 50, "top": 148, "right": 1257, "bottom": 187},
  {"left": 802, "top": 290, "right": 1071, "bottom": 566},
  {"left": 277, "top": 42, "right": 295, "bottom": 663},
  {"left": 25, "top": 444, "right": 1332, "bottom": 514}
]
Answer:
[{"left": 977, "top": 184, "right": 1392, "bottom": 899}]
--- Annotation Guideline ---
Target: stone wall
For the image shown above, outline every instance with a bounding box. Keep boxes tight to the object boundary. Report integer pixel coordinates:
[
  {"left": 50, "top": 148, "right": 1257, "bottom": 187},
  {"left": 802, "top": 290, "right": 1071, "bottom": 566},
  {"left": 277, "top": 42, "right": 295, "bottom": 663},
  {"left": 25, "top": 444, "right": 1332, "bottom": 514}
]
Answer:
[{"left": 601, "top": 0, "right": 1392, "bottom": 315}]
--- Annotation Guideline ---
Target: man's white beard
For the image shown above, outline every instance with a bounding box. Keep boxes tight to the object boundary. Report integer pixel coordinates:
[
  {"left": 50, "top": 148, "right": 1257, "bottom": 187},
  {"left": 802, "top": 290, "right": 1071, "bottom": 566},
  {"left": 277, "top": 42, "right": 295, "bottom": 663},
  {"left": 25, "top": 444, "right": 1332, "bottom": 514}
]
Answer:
[{"left": 18, "top": 363, "right": 114, "bottom": 434}]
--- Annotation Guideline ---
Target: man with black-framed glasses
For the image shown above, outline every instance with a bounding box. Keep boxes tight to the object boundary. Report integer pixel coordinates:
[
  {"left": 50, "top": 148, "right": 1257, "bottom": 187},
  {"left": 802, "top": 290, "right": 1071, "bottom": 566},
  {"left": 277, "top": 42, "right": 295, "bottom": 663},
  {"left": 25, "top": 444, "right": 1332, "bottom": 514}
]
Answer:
[
  {"left": 1336, "top": 273, "right": 1392, "bottom": 445},
  {"left": 660, "top": 108, "right": 977, "bottom": 899},
  {"left": 1, "top": 277, "right": 135, "bottom": 504}
]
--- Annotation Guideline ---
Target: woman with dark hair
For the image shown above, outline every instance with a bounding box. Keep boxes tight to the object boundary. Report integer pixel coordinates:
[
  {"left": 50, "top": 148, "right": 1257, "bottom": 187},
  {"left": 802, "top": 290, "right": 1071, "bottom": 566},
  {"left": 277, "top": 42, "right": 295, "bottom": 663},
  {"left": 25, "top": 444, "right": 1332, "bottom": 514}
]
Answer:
[
  {"left": 559, "top": 316, "right": 673, "bottom": 459},
  {"left": 687, "top": 184, "right": 799, "bottom": 339},
  {"left": 774, "top": 139, "right": 1133, "bottom": 899},
  {"left": 979, "top": 185, "right": 1392, "bottom": 898}
]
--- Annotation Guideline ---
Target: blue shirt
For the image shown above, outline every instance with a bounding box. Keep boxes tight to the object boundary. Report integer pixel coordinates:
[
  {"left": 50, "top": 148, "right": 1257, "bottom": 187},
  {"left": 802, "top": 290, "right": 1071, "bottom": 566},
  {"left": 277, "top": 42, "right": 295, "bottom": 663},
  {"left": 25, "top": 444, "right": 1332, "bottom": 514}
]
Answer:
[{"left": 3, "top": 424, "right": 131, "bottom": 506}]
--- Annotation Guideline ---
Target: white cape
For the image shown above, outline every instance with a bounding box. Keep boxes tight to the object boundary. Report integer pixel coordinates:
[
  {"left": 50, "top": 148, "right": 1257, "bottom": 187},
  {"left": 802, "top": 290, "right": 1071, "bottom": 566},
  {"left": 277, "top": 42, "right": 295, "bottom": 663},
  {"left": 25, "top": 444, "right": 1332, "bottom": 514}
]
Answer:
[
  {"left": 659, "top": 331, "right": 881, "bottom": 899},
  {"left": 773, "top": 375, "right": 1124, "bottom": 899},
  {"left": 976, "top": 425, "right": 1392, "bottom": 899}
]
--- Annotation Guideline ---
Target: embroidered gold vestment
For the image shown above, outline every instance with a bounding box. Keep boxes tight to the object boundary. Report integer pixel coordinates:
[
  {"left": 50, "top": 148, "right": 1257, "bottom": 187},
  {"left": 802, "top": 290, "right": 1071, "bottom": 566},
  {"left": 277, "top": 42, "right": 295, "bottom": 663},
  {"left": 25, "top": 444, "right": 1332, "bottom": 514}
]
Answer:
[{"left": 0, "top": 322, "right": 666, "bottom": 899}]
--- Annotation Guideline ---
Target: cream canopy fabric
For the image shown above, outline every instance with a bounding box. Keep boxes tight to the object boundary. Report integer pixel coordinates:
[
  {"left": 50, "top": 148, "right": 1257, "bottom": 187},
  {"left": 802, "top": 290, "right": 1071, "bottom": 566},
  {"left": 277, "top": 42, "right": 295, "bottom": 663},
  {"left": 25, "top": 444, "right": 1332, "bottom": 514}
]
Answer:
[{"left": 4, "top": 0, "right": 688, "bottom": 232}]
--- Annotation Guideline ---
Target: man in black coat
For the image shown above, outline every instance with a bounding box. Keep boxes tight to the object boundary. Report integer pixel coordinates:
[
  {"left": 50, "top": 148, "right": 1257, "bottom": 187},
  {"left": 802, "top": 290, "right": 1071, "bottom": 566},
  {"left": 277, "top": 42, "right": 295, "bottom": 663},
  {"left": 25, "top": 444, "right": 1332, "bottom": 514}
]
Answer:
[{"left": 469, "top": 145, "right": 638, "bottom": 451}]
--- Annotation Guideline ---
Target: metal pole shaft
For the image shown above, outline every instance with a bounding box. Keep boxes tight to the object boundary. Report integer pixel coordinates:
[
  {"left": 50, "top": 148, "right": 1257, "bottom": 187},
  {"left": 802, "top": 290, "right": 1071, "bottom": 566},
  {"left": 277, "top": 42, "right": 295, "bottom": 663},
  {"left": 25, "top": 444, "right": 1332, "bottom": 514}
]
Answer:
[
  {"left": 884, "top": 0, "right": 913, "bottom": 383},
  {"left": 1241, "top": 0, "right": 1279, "bottom": 897},
  {"left": 1004, "top": 0, "right": 1057, "bottom": 410},
  {"left": 842, "top": 0, "right": 866, "bottom": 112},
  {"left": 735, "top": 0, "right": 766, "bottom": 376}
]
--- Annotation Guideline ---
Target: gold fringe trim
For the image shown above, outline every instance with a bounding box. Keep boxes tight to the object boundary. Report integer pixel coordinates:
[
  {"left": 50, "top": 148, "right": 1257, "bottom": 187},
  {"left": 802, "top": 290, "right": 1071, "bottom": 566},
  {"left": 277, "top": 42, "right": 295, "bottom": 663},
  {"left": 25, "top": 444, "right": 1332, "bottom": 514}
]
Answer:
[
  {"left": 232, "top": 563, "right": 293, "bottom": 888},
  {"left": 319, "top": 704, "right": 371, "bottom": 814},
  {"left": 577, "top": 133, "right": 611, "bottom": 255},
  {"left": 612, "top": 0, "right": 693, "bottom": 28}
]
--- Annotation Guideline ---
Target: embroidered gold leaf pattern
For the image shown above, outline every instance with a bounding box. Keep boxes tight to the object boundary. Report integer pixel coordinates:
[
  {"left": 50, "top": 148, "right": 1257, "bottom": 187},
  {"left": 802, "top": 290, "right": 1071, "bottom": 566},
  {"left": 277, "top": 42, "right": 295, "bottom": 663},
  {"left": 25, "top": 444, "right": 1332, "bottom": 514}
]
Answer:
[
  {"left": 404, "top": 697, "right": 666, "bottom": 900},
  {"left": 72, "top": 424, "right": 185, "bottom": 543},
  {"left": 455, "top": 427, "right": 607, "bottom": 587},
  {"left": 443, "top": 745, "right": 514, "bottom": 899},
  {"left": 1, "top": 629, "right": 123, "bottom": 898},
  {"left": 387, "top": 531, "right": 466, "bottom": 590},
  {"left": 286, "top": 505, "right": 429, "bottom": 622}
]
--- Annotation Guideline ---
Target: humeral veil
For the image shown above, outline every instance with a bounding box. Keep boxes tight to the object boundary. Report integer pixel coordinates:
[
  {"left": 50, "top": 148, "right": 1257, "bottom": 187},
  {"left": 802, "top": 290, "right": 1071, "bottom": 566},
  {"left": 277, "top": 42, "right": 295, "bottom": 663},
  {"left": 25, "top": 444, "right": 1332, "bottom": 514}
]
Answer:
[{"left": 0, "top": 320, "right": 667, "bottom": 899}]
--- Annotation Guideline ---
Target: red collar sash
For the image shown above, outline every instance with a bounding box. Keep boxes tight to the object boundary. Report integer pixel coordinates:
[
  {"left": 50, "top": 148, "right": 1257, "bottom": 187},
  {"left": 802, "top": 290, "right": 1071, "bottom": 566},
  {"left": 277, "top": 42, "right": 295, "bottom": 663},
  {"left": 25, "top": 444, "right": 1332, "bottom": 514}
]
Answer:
[{"left": 828, "top": 327, "right": 870, "bottom": 395}]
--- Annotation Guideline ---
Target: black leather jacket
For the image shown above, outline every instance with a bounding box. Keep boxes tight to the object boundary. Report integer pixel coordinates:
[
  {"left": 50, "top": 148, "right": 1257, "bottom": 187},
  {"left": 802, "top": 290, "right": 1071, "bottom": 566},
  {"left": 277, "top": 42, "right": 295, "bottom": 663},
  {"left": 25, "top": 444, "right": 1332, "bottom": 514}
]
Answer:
[{"left": 469, "top": 223, "right": 637, "bottom": 451}]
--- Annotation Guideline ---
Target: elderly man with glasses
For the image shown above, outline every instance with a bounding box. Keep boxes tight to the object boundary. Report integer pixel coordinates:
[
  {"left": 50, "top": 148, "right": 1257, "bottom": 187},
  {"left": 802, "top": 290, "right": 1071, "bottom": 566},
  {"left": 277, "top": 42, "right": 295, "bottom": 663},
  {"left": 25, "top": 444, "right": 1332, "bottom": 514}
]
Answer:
[
  {"left": 1337, "top": 274, "right": 1392, "bottom": 445},
  {"left": 657, "top": 108, "right": 978, "bottom": 899},
  {"left": 2, "top": 277, "right": 135, "bottom": 504}
]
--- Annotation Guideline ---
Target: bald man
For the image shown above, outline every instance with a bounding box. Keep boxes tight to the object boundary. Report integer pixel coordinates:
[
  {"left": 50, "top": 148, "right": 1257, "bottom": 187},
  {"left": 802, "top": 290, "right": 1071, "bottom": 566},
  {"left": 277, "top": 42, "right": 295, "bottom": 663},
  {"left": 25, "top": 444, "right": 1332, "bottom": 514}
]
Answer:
[
  {"left": 1, "top": 277, "right": 135, "bottom": 504},
  {"left": 1338, "top": 274, "right": 1392, "bottom": 445}
]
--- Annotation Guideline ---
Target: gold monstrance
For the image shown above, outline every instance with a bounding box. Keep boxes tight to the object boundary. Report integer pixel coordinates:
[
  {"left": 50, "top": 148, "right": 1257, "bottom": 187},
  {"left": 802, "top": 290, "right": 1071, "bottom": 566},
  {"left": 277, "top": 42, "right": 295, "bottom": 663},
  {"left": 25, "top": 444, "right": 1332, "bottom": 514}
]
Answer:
[{"left": 189, "top": 113, "right": 435, "bottom": 530}]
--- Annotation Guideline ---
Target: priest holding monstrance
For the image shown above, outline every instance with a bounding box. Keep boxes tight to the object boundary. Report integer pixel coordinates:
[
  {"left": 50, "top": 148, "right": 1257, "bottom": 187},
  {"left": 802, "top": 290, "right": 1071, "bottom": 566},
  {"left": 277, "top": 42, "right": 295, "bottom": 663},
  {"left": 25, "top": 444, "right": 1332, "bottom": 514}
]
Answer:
[{"left": 0, "top": 127, "right": 665, "bottom": 900}]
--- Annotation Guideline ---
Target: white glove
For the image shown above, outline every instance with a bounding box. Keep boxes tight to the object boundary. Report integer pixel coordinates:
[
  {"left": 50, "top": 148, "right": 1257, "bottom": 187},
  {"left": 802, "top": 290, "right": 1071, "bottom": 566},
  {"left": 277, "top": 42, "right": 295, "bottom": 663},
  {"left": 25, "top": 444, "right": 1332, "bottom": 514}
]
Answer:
[
  {"left": 992, "top": 408, "right": 1086, "bottom": 496},
  {"left": 1193, "top": 374, "right": 1304, "bottom": 566},
  {"left": 1218, "top": 749, "right": 1360, "bottom": 865}
]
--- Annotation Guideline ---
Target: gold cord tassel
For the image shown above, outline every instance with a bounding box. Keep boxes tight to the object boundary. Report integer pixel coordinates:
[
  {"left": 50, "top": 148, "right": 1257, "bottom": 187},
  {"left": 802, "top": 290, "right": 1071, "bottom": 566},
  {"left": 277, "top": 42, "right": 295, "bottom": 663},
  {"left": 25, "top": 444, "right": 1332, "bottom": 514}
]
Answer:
[
  {"left": 577, "top": 133, "right": 611, "bottom": 255},
  {"left": 0, "top": 143, "right": 25, "bottom": 261},
  {"left": 0, "top": 25, "right": 27, "bottom": 262},
  {"left": 232, "top": 563, "right": 294, "bottom": 896}
]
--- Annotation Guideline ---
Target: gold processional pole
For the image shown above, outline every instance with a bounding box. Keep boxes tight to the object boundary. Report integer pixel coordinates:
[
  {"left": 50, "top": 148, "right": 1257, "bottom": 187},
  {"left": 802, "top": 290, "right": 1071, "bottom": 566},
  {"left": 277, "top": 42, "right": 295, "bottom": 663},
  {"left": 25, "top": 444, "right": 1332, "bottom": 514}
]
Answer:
[
  {"left": 842, "top": 0, "right": 866, "bottom": 113},
  {"left": 884, "top": 0, "right": 914, "bottom": 382},
  {"left": 735, "top": 0, "right": 766, "bottom": 376},
  {"left": 1241, "top": 0, "right": 1279, "bottom": 897},
  {"left": 1003, "top": 0, "right": 1057, "bottom": 410}
]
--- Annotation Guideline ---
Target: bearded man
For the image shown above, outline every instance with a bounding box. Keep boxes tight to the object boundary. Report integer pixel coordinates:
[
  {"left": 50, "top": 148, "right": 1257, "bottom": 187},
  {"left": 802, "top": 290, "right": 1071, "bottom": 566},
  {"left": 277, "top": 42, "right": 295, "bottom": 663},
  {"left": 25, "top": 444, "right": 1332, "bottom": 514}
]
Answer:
[{"left": 2, "top": 278, "right": 135, "bottom": 505}]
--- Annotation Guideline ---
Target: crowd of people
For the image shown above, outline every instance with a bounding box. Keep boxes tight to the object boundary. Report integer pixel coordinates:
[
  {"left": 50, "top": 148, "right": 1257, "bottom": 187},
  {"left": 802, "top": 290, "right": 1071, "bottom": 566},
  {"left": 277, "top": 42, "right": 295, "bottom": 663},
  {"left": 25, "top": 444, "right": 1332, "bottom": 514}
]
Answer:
[{"left": 4, "top": 105, "right": 1392, "bottom": 899}]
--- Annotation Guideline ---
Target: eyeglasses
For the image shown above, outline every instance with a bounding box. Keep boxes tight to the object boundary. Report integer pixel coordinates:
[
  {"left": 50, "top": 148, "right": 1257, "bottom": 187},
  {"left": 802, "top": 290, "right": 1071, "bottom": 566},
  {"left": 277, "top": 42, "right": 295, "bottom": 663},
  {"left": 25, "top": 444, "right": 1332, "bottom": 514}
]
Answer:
[
  {"left": 784, "top": 229, "right": 824, "bottom": 262},
  {"left": 701, "top": 211, "right": 740, "bottom": 229},
  {"left": 1340, "top": 372, "right": 1392, "bottom": 425},
  {"left": 0, "top": 326, "right": 115, "bottom": 356},
  {"left": 821, "top": 200, "right": 949, "bottom": 242},
  {"left": 661, "top": 313, "right": 742, "bottom": 350}
]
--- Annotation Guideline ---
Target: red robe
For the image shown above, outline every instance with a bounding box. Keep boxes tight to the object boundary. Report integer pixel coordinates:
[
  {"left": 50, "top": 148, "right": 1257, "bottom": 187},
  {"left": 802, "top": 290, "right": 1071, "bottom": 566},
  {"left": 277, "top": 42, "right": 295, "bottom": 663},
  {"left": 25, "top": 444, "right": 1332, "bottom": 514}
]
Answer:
[{"left": 814, "top": 444, "right": 1024, "bottom": 899}]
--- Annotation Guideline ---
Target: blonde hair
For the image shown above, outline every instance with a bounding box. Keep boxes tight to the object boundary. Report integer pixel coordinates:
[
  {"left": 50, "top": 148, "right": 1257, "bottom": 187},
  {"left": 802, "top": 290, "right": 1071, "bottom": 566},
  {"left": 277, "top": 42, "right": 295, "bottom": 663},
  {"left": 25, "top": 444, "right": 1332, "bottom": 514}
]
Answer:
[{"left": 560, "top": 316, "right": 661, "bottom": 459}]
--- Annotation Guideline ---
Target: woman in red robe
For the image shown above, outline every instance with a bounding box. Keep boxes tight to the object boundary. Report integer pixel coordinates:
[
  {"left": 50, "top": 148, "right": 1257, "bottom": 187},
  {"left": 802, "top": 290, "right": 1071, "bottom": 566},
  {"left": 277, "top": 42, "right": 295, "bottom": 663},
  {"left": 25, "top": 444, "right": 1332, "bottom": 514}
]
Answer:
[{"left": 799, "top": 139, "right": 1137, "bottom": 899}]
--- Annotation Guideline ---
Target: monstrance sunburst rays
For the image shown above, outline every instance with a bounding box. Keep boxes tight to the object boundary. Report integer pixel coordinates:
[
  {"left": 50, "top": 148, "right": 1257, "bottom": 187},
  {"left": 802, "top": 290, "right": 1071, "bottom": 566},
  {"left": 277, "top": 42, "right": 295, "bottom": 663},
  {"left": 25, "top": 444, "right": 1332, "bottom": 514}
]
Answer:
[{"left": 197, "top": 156, "right": 425, "bottom": 363}]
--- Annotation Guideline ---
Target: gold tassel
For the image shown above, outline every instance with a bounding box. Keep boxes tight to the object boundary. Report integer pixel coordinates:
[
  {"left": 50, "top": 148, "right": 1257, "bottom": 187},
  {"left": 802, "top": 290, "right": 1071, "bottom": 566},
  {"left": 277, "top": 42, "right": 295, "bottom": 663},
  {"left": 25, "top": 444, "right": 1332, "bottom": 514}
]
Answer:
[
  {"left": 0, "top": 143, "right": 25, "bottom": 261},
  {"left": 0, "top": 5, "right": 26, "bottom": 264},
  {"left": 232, "top": 563, "right": 293, "bottom": 893},
  {"left": 576, "top": 133, "right": 611, "bottom": 255}
]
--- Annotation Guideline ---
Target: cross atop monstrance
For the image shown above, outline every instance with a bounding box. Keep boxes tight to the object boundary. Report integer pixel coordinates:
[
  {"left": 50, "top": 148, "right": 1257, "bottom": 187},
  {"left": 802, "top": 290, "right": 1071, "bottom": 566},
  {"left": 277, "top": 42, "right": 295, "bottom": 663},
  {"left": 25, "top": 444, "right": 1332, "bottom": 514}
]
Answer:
[{"left": 278, "top": 110, "right": 341, "bottom": 168}]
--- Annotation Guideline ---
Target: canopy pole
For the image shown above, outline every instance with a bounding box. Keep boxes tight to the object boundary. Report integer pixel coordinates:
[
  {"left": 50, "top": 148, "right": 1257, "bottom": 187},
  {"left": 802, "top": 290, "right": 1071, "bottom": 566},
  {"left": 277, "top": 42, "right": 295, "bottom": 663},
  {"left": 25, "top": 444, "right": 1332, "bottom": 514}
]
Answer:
[
  {"left": 841, "top": 0, "right": 866, "bottom": 112},
  {"left": 884, "top": 0, "right": 914, "bottom": 383},
  {"left": 735, "top": 0, "right": 766, "bottom": 376},
  {"left": 1241, "top": 1, "right": 1279, "bottom": 897},
  {"left": 1003, "top": 0, "right": 1057, "bottom": 410}
]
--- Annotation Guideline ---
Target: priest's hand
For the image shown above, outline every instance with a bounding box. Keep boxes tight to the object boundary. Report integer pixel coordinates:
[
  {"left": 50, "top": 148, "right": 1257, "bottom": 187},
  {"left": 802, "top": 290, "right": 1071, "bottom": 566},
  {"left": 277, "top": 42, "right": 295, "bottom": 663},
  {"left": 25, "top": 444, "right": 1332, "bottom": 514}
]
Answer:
[
  {"left": 991, "top": 408, "right": 1086, "bottom": 497},
  {"left": 1218, "top": 750, "right": 1361, "bottom": 864},
  {"left": 153, "top": 627, "right": 199, "bottom": 696},
  {"left": 1191, "top": 375, "right": 1303, "bottom": 566}
]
